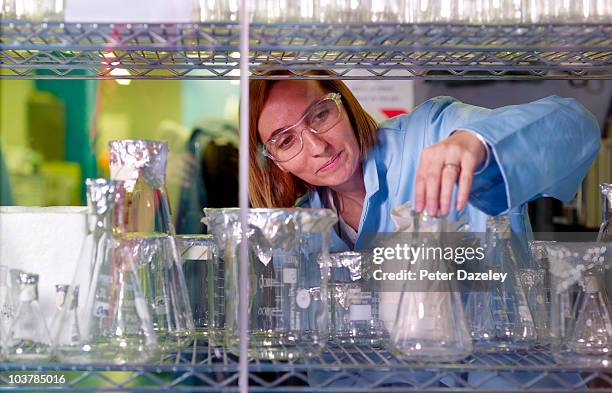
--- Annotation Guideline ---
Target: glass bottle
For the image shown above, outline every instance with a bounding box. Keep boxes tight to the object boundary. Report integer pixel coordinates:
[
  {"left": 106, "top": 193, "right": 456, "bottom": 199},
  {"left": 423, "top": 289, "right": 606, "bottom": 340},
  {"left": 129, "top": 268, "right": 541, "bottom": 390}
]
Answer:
[
  {"left": 109, "top": 140, "right": 194, "bottom": 350},
  {"left": 53, "top": 178, "right": 159, "bottom": 364},
  {"left": 7, "top": 273, "right": 52, "bottom": 361}
]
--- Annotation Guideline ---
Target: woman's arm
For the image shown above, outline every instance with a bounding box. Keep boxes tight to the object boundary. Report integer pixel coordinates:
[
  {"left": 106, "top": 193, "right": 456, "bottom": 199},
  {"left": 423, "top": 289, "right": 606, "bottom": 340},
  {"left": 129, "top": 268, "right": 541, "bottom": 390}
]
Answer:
[{"left": 414, "top": 95, "right": 601, "bottom": 216}]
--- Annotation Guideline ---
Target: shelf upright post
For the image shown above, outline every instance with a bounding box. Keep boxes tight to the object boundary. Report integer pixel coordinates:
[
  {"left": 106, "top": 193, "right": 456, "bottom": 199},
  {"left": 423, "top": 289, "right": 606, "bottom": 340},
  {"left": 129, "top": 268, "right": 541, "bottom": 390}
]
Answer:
[{"left": 238, "top": 0, "right": 251, "bottom": 392}]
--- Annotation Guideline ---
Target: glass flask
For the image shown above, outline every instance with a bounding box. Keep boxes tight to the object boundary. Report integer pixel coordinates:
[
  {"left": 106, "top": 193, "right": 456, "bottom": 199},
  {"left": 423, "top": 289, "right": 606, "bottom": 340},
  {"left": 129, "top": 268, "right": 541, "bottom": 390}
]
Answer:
[
  {"left": 469, "top": 216, "right": 537, "bottom": 351},
  {"left": 203, "top": 208, "right": 337, "bottom": 360},
  {"left": 7, "top": 273, "right": 52, "bottom": 362},
  {"left": 53, "top": 178, "right": 159, "bottom": 365},
  {"left": 328, "top": 252, "right": 384, "bottom": 347},
  {"left": 546, "top": 243, "right": 610, "bottom": 367},
  {"left": 527, "top": 240, "right": 553, "bottom": 343},
  {"left": 175, "top": 235, "right": 224, "bottom": 343},
  {"left": 109, "top": 140, "right": 194, "bottom": 349},
  {"left": 388, "top": 209, "right": 473, "bottom": 362}
]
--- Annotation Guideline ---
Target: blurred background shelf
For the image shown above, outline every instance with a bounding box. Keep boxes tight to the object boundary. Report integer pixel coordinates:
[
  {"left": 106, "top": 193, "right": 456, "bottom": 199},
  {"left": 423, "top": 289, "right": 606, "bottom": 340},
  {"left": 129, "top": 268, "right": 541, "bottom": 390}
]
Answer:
[
  {"left": 0, "top": 340, "right": 611, "bottom": 392},
  {"left": 1, "top": 21, "right": 611, "bottom": 80}
]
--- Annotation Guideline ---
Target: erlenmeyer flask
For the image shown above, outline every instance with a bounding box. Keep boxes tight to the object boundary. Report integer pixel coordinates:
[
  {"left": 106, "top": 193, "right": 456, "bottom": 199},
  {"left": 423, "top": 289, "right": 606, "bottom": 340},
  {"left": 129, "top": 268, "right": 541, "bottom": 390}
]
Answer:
[
  {"left": 0, "top": 266, "right": 14, "bottom": 358},
  {"left": 389, "top": 210, "right": 472, "bottom": 362},
  {"left": 7, "top": 273, "right": 52, "bottom": 361},
  {"left": 547, "top": 243, "right": 610, "bottom": 366},
  {"left": 478, "top": 216, "right": 537, "bottom": 351},
  {"left": 53, "top": 178, "right": 159, "bottom": 364},
  {"left": 109, "top": 140, "right": 194, "bottom": 349},
  {"left": 570, "top": 271, "right": 612, "bottom": 361}
]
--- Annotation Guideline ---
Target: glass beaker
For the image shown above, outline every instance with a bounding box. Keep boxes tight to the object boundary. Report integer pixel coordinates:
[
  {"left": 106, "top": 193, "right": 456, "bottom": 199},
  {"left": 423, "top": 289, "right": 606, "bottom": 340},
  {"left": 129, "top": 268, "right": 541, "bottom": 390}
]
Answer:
[
  {"left": 546, "top": 243, "right": 610, "bottom": 367},
  {"left": 388, "top": 210, "right": 473, "bottom": 362},
  {"left": 328, "top": 252, "right": 384, "bottom": 347},
  {"left": 7, "top": 273, "right": 52, "bottom": 362},
  {"left": 203, "top": 208, "right": 336, "bottom": 360},
  {"left": 175, "top": 235, "right": 223, "bottom": 343},
  {"left": 53, "top": 178, "right": 159, "bottom": 365},
  {"left": 109, "top": 140, "right": 195, "bottom": 349}
]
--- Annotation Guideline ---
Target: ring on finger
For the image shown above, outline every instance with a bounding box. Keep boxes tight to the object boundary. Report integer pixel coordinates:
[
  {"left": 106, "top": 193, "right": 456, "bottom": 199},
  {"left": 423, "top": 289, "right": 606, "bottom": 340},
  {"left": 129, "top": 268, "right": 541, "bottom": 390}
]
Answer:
[{"left": 443, "top": 163, "right": 460, "bottom": 171}]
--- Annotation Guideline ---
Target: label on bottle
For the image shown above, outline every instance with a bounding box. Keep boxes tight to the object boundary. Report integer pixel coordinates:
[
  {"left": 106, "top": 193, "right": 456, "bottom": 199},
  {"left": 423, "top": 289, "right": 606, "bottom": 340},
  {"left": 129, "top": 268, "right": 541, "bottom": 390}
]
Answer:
[
  {"left": 282, "top": 268, "right": 297, "bottom": 284},
  {"left": 93, "top": 301, "right": 110, "bottom": 318},
  {"left": 349, "top": 304, "right": 372, "bottom": 321},
  {"left": 180, "top": 245, "right": 211, "bottom": 261}
]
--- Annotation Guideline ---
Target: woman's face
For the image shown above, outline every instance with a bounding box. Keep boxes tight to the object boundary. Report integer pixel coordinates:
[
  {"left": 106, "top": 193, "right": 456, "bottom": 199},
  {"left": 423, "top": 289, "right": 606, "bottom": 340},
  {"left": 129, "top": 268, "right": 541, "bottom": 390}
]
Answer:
[{"left": 258, "top": 80, "right": 361, "bottom": 189}]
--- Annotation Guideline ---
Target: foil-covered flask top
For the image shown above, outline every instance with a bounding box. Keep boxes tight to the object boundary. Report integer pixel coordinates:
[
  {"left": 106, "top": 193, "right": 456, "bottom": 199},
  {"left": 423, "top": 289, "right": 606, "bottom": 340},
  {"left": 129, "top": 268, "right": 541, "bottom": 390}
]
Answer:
[{"left": 109, "top": 139, "right": 168, "bottom": 189}]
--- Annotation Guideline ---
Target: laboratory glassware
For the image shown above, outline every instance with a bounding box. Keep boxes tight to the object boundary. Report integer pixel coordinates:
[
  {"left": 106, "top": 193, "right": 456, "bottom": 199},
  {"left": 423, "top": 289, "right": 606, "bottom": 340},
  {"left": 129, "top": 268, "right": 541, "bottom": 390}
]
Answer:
[
  {"left": 53, "top": 178, "right": 159, "bottom": 364},
  {"left": 388, "top": 209, "right": 473, "bottom": 362},
  {"left": 109, "top": 140, "right": 194, "bottom": 349},
  {"left": 7, "top": 273, "right": 52, "bottom": 361},
  {"left": 546, "top": 243, "right": 610, "bottom": 366},
  {"left": 203, "top": 208, "right": 336, "bottom": 360},
  {"left": 176, "top": 235, "right": 224, "bottom": 342},
  {"left": 328, "top": 251, "right": 384, "bottom": 347}
]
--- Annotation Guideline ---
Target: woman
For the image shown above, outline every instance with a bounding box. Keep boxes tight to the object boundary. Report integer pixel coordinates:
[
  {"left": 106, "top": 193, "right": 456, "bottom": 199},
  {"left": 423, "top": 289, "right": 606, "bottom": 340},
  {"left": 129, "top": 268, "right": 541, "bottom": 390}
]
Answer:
[
  {"left": 249, "top": 75, "right": 600, "bottom": 252},
  {"left": 248, "top": 74, "right": 600, "bottom": 389}
]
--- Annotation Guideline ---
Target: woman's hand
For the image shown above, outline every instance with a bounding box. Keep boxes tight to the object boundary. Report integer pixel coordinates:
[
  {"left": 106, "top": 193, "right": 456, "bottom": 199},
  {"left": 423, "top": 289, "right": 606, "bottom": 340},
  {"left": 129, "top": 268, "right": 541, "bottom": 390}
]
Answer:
[{"left": 414, "top": 130, "right": 486, "bottom": 216}]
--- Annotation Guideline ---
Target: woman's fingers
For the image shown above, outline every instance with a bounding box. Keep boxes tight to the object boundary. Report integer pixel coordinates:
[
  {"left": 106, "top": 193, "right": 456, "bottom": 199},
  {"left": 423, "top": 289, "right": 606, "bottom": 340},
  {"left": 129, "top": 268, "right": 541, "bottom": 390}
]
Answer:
[
  {"left": 456, "top": 155, "right": 477, "bottom": 211},
  {"left": 425, "top": 163, "right": 443, "bottom": 216},
  {"left": 439, "top": 163, "right": 460, "bottom": 216}
]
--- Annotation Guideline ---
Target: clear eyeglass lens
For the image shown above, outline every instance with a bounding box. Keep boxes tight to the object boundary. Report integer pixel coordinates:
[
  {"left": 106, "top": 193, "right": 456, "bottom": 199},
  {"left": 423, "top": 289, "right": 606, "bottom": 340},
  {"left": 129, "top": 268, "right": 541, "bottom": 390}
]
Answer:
[{"left": 268, "top": 97, "right": 340, "bottom": 162}]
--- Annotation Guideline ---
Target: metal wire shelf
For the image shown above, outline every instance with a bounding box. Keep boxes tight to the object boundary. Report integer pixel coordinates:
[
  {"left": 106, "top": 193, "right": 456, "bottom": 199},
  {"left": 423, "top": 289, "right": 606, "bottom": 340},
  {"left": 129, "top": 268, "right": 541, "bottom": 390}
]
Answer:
[
  {"left": 1, "top": 21, "right": 611, "bottom": 80},
  {"left": 0, "top": 338, "right": 610, "bottom": 392}
]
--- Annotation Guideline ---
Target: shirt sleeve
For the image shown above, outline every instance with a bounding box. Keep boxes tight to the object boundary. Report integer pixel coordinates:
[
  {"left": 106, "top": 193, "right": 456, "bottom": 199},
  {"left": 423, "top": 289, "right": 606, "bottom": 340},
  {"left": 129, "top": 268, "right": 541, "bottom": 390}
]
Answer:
[{"left": 422, "top": 95, "right": 601, "bottom": 216}]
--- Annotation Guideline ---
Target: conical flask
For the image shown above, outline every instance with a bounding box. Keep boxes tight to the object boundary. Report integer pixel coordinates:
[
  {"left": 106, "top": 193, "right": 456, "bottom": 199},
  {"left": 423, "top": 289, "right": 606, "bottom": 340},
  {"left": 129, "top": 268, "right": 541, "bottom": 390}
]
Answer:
[
  {"left": 7, "top": 273, "right": 52, "bottom": 361},
  {"left": 388, "top": 209, "right": 472, "bottom": 362},
  {"left": 570, "top": 271, "right": 612, "bottom": 361},
  {"left": 546, "top": 243, "right": 610, "bottom": 366},
  {"left": 109, "top": 140, "right": 194, "bottom": 349},
  {"left": 473, "top": 216, "right": 537, "bottom": 351},
  {"left": 53, "top": 178, "right": 158, "bottom": 364}
]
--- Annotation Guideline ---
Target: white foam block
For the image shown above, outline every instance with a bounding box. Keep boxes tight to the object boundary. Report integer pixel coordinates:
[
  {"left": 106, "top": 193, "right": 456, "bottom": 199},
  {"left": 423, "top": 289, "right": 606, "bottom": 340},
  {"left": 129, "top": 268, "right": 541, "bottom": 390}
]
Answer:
[
  {"left": 0, "top": 206, "right": 87, "bottom": 325},
  {"left": 65, "top": 0, "right": 196, "bottom": 23}
]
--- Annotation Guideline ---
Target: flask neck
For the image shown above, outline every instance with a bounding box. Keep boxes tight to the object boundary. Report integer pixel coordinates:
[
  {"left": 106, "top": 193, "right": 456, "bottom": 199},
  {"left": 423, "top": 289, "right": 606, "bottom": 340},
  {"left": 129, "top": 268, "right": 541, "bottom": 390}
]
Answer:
[{"left": 601, "top": 184, "right": 612, "bottom": 223}]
